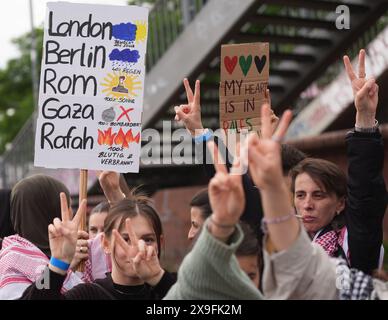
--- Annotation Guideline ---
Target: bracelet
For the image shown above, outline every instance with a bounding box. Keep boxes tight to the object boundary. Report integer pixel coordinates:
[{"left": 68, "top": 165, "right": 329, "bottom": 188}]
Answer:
[
  {"left": 193, "top": 129, "right": 213, "bottom": 144},
  {"left": 261, "top": 211, "right": 296, "bottom": 234},
  {"left": 49, "top": 257, "right": 70, "bottom": 272},
  {"left": 355, "top": 119, "right": 379, "bottom": 133},
  {"left": 209, "top": 215, "right": 235, "bottom": 229}
]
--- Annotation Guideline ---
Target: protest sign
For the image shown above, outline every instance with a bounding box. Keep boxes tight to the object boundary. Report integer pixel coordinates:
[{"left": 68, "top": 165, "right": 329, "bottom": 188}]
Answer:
[
  {"left": 34, "top": 2, "right": 148, "bottom": 173},
  {"left": 220, "top": 42, "right": 269, "bottom": 134}
]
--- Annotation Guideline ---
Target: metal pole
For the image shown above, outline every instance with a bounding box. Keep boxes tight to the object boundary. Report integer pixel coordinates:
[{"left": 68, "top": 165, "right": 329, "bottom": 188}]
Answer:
[{"left": 181, "top": 0, "right": 196, "bottom": 27}]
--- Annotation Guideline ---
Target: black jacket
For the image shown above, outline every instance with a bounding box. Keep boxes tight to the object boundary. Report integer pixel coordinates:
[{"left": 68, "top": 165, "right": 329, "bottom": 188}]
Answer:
[
  {"left": 20, "top": 267, "right": 176, "bottom": 300},
  {"left": 344, "top": 130, "right": 386, "bottom": 274}
]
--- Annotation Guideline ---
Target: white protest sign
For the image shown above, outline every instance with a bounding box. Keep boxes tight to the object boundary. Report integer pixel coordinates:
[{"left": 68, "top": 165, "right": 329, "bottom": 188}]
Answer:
[{"left": 34, "top": 2, "right": 148, "bottom": 172}]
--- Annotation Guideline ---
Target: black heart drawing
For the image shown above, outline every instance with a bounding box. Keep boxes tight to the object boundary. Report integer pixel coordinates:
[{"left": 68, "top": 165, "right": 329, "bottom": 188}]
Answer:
[{"left": 254, "top": 55, "right": 267, "bottom": 73}]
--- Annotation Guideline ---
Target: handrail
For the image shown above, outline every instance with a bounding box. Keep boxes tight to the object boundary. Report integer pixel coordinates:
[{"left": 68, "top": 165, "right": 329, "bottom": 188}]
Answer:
[{"left": 146, "top": 0, "right": 209, "bottom": 71}]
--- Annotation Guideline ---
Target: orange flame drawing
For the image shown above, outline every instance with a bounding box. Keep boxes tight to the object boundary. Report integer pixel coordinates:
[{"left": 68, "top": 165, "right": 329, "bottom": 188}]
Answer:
[
  {"left": 98, "top": 128, "right": 116, "bottom": 146},
  {"left": 98, "top": 128, "right": 140, "bottom": 148},
  {"left": 114, "top": 128, "right": 128, "bottom": 148},
  {"left": 125, "top": 129, "right": 140, "bottom": 144}
]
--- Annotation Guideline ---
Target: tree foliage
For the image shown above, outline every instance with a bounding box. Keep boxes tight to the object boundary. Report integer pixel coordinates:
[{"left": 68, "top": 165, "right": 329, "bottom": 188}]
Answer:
[{"left": 0, "top": 28, "right": 43, "bottom": 154}]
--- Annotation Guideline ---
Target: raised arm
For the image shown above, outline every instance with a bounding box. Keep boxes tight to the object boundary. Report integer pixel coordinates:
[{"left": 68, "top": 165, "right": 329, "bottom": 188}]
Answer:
[
  {"left": 21, "top": 194, "right": 87, "bottom": 299},
  {"left": 248, "top": 105, "right": 338, "bottom": 300},
  {"left": 165, "top": 143, "right": 262, "bottom": 300},
  {"left": 97, "top": 171, "right": 126, "bottom": 203},
  {"left": 343, "top": 49, "right": 386, "bottom": 274},
  {"left": 174, "top": 79, "right": 275, "bottom": 236}
]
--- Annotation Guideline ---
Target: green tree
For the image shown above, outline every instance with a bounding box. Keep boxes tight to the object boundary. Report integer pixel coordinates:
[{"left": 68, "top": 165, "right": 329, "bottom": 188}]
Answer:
[{"left": 0, "top": 28, "right": 43, "bottom": 154}]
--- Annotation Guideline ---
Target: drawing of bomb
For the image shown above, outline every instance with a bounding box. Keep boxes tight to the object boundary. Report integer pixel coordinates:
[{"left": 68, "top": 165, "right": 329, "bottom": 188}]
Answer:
[{"left": 101, "top": 107, "right": 116, "bottom": 122}]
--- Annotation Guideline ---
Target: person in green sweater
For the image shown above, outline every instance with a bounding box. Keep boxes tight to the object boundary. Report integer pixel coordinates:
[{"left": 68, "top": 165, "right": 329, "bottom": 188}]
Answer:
[{"left": 165, "top": 90, "right": 388, "bottom": 300}]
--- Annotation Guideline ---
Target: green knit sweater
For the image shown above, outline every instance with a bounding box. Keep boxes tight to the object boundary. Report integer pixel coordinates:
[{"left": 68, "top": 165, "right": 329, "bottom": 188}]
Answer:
[{"left": 164, "top": 220, "right": 263, "bottom": 300}]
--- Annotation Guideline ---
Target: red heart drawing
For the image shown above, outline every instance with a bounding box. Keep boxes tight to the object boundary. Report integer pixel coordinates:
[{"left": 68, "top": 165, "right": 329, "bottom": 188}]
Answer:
[{"left": 224, "top": 56, "right": 237, "bottom": 74}]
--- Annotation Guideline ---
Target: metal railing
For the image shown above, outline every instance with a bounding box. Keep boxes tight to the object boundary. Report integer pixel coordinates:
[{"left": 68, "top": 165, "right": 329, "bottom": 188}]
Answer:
[
  {"left": 146, "top": 0, "right": 208, "bottom": 70},
  {"left": 0, "top": 0, "right": 209, "bottom": 188},
  {"left": 0, "top": 114, "right": 36, "bottom": 188},
  {"left": 293, "top": 13, "right": 388, "bottom": 115}
]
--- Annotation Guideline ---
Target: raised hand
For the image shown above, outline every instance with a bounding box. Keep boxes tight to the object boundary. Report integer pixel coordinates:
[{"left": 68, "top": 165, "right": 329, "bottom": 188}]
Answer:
[
  {"left": 343, "top": 49, "right": 379, "bottom": 127},
  {"left": 49, "top": 193, "right": 87, "bottom": 268},
  {"left": 97, "top": 171, "right": 125, "bottom": 203},
  {"left": 112, "top": 218, "right": 164, "bottom": 286},
  {"left": 248, "top": 104, "right": 292, "bottom": 190},
  {"left": 174, "top": 78, "right": 204, "bottom": 136},
  {"left": 248, "top": 105, "right": 298, "bottom": 251},
  {"left": 207, "top": 142, "right": 245, "bottom": 240}
]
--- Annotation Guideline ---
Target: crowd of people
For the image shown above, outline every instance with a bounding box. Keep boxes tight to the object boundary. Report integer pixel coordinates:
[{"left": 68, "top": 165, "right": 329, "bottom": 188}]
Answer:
[{"left": 0, "top": 48, "right": 387, "bottom": 300}]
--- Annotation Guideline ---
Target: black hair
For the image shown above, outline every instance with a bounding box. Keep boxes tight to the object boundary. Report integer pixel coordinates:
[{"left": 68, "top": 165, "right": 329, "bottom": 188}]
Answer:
[
  {"left": 281, "top": 144, "right": 307, "bottom": 175},
  {"left": 189, "top": 188, "right": 212, "bottom": 219}
]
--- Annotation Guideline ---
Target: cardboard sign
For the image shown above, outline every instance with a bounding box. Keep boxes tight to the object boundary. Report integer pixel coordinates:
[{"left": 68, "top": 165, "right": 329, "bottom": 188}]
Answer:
[
  {"left": 220, "top": 43, "right": 269, "bottom": 133},
  {"left": 34, "top": 2, "right": 148, "bottom": 173}
]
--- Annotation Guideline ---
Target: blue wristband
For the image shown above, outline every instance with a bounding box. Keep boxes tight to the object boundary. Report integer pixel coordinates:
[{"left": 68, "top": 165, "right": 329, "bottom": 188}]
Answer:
[
  {"left": 194, "top": 129, "right": 213, "bottom": 144},
  {"left": 49, "top": 257, "right": 70, "bottom": 271}
]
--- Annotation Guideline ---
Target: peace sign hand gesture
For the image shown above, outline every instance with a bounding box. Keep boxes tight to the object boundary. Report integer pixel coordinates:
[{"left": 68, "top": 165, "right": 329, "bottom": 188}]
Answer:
[
  {"left": 207, "top": 143, "right": 245, "bottom": 241},
  {"left": 49, "top": 193, "right": 87, "bottom": 269},
  {"left": 174, "top": 78, "right": 204, "bottom": 136},
  {"left": 248, "top": 104, "right": 293, "bottom": 190},
  {"left": 113, "top": 218, "right": 164, "bottom": 286},
  {"left": 343, "top": 49, "right": 379, "bottom": 127}
]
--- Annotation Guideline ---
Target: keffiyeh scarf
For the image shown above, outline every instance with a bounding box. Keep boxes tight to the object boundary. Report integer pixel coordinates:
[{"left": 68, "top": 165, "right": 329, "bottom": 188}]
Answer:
[
  {"left": 0, "top": 235, "right": 83, "bottom": 299},
  {"left": 336, "top": 259, "right": 376, "bottom": 300}
]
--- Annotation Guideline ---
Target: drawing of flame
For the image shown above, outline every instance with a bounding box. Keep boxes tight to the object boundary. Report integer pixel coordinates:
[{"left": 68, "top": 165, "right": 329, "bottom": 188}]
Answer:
[
  {"left": 98, "top": 128, "right": 140, "bottom": 148},
  {"left": 98, "top": 128, "right": 116, "bottom": 146}
]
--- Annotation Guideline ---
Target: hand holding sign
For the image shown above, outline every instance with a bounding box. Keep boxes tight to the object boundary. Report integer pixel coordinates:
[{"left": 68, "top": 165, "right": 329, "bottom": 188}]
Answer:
[{"left": 97, "top": 171, "right": 125, "bottom": 203}]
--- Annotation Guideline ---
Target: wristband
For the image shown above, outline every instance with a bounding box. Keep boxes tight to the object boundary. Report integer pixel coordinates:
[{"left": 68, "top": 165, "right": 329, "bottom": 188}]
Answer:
[
  {"left": 355, "top": 119, "right": 378, "bottom": 133},
  {"left": 194, "top": 129, "right": 213, "bottom": 144},
  {"left": 49, "top": 257, "right": 70, "bottom": 271}
]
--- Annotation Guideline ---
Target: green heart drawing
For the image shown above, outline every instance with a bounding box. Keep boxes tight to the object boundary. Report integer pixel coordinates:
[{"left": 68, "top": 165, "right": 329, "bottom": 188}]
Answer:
[{"left": 239, "top": 55, "right": 252, "bottom": 76}]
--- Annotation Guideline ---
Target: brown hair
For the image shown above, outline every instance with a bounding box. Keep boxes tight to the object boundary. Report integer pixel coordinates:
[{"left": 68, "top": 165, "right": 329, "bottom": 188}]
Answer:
[
  {"left": 236, "top": 222, "right": 262, "bottom": 269},
  {"left": 91, "top": 201, "right": 110, "bottom": 215},
  {"left": 290, "top": 158, "right": 347, "bottom": 199},
  {"left": 290, "top": 158, "right": 347, "bottom": 229},
  {"left": 281, "top": 144, "right": 307, "bottom": 175},
  {"left": 190, "top": 188, "right": 212, "bottom": 219},
  {"left": 104, "top": 191, "right": 163, "bottom": 257}
]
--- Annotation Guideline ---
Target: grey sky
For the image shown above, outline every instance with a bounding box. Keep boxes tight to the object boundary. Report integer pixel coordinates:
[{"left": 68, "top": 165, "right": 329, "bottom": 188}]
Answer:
[{"left": 0, "top": 0, "right": 128, "bottom": 68}]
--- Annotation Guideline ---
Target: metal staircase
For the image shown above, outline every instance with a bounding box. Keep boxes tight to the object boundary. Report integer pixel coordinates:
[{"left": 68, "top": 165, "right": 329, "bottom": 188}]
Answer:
[{"left": 1, "top": 0, "right": 387, "bottom": 193}]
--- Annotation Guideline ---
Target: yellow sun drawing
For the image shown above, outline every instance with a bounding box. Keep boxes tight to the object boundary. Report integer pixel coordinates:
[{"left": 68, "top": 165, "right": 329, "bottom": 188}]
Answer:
[
  {"left": 135, "top": 20, "right": 147, "bottom": 44},
  {"left": 100, "top": 71, "right": 142, "bottom": 99}
]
